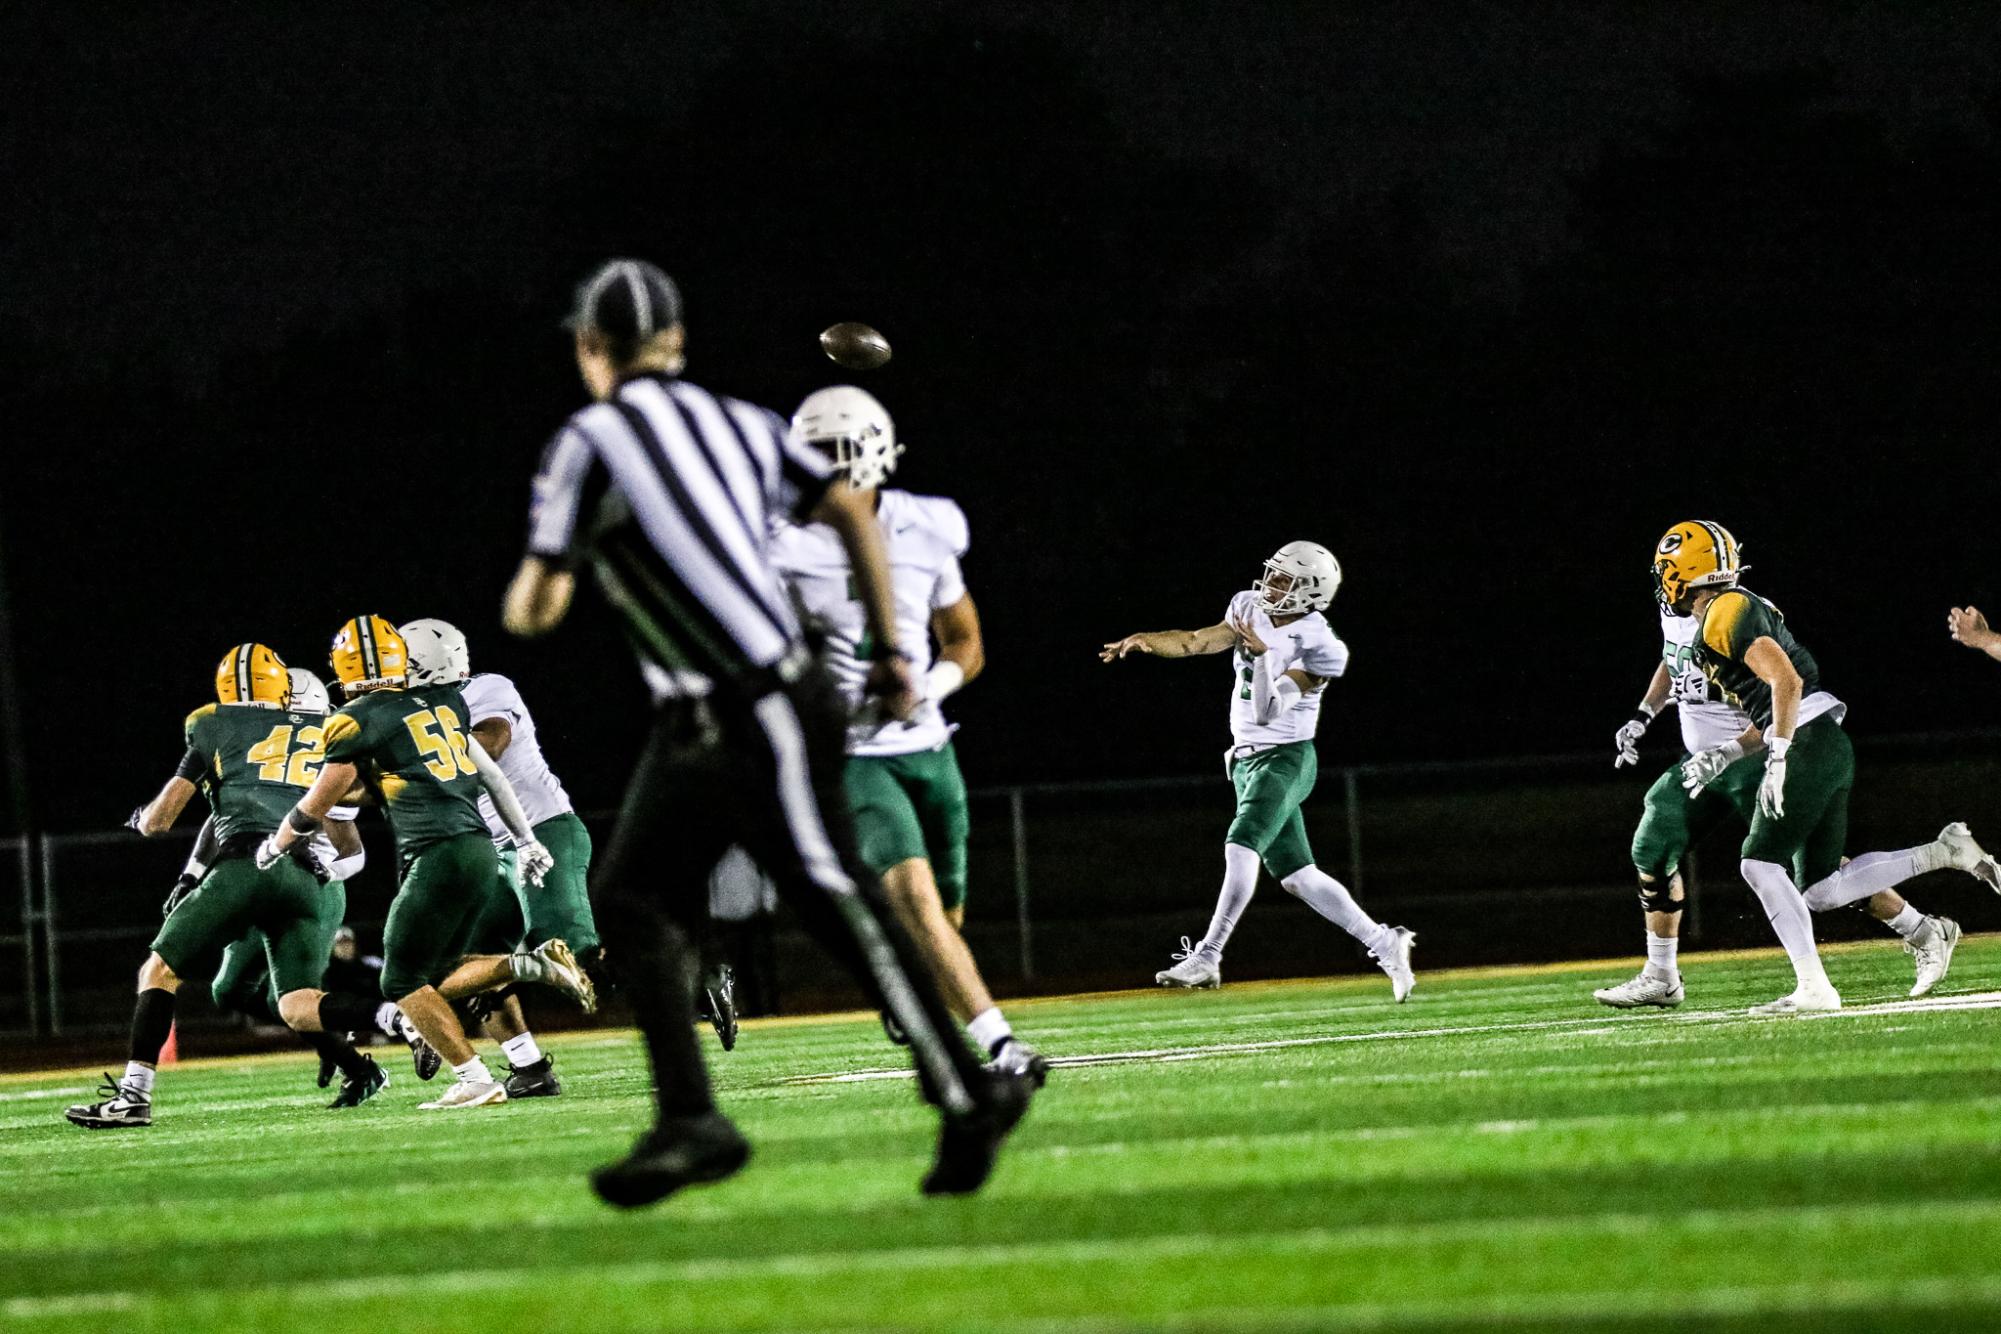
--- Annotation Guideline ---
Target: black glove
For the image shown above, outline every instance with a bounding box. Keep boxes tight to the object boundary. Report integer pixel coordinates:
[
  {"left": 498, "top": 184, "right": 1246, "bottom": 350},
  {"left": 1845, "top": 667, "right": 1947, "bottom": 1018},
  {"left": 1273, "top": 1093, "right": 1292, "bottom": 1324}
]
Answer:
[{"left": 162, "top": 873, "right": 199, "bottom": 919}]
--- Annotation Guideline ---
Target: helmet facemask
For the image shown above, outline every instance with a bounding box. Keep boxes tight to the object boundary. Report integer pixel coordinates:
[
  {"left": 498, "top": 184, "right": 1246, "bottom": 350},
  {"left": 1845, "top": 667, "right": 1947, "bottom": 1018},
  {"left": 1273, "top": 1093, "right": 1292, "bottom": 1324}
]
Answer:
[
  {"left": 790, "top": 386, "right": 903, "bottom": 491},
  {"left": 1254, "top": 542, "right": 1342, "bottom": 616}
]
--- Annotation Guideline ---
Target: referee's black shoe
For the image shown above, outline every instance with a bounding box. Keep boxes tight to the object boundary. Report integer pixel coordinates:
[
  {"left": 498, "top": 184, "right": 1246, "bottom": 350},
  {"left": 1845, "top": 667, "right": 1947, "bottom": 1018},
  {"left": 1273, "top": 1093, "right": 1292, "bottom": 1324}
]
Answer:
[
  {"left": 592, "top": 1112, "right": 752, "bottom": 1209},
  {"left": 921, "top": 1071, "right": 1035, "bottom": 1196}
]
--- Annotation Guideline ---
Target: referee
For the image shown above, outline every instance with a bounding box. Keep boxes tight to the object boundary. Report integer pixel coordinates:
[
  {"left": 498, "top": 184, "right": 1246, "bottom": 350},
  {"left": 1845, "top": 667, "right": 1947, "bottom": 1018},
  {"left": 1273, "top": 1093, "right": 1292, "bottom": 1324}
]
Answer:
[{"left": 504, "top": 258, "right": 1033, "bottom": 1205}]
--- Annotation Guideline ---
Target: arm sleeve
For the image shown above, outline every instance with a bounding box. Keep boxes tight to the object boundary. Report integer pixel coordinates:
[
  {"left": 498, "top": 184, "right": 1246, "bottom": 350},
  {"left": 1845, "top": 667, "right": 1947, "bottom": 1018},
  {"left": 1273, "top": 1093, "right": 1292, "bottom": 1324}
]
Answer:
[
  {"left": 526, "top": 422, "right": 609, "bottom": 570},
  {"left": 466, "top": 738, "right": 536, "bottom": 846},
  {"left": 1301, "top": 627, "right": 1351, "bottom": 680},
  {"left": 1700, "top": 591, "right": 1767, "bottom": 662},
  {"left": 760, "top": 405, "right": 836, "bottom": 521},
  {"left": 932, "top": 552, "right": 967, "bottom": 610},
  {"left": 174, "top": 746, "right": 207, "bottom": 783}
]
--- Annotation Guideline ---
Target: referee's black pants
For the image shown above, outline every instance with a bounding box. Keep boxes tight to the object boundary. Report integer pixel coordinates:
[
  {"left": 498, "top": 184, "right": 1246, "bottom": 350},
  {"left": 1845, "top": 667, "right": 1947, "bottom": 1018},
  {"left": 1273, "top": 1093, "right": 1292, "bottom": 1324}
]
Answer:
[{"left": 593, "top": 669, "right": 989, "bottom": 1126}]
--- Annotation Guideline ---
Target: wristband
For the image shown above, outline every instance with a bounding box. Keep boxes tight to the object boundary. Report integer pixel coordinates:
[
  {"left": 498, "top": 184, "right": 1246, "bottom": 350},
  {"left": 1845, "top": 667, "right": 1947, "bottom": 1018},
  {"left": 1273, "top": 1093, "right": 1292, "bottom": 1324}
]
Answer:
[
  {"left": 1766, "top": 734, "right": 1792, "bottom": 760},
  {"left": 285, "top": 807, "right": 324, "bottom": 837},
  {"left": 924, "top": 661, "right": 965, "bottom": 702},
  {"left": 1636, "top": 701, "right": 1658, "bottom": 720}
]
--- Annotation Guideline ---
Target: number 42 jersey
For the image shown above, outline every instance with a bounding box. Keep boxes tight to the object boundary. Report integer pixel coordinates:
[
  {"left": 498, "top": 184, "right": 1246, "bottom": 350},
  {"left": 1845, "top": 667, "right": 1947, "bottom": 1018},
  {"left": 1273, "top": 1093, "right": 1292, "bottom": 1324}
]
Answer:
[
  {"left": 321, "top": 685, "right": 489, "bottom": 860},
  {"left": 183, "top": 701, "right": 335, "bottom": 843}
]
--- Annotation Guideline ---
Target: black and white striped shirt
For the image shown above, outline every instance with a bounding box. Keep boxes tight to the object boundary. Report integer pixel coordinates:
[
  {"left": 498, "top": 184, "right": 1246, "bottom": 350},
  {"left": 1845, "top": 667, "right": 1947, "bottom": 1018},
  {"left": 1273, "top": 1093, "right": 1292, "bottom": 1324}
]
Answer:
[{"left": 526, "top": 372, "right": 835, "bottom": 692}]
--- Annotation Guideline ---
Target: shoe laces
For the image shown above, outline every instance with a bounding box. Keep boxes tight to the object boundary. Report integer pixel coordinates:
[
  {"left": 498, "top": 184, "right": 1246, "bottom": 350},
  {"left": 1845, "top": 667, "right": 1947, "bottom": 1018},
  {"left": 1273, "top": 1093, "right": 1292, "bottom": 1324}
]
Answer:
[{"left": 1169, "top": 935, "right": 1198, "bottom": 963}]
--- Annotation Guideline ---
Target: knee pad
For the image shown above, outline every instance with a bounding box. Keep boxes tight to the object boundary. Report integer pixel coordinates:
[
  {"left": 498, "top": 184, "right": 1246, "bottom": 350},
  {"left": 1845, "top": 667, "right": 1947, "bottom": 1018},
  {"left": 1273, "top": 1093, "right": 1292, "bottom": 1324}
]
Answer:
[{"left": 1635, "top": 874, "right": 1683, "bottom": 916}]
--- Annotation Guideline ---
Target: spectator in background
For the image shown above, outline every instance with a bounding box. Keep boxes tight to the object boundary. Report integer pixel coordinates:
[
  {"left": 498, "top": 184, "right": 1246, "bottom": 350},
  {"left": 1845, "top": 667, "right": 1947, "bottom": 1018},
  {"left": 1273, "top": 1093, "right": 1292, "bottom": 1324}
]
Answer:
[{"left": 322, "top": 927, "right": 384, "bottom": 1000}]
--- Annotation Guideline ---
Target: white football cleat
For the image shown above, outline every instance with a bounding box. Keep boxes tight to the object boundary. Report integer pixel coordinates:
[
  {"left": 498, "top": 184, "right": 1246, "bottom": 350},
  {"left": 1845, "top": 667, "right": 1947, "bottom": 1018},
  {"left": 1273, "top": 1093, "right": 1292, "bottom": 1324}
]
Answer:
[
  {"left": 1369, "top": 927, "right": 1417, "bottom": 1002},
  {"left": 1905, "top": 915, "right": 1961, "bottom": 998},
  {"left": 419, "top": 1080, "right": 509, "bottom": 1111},
  {"left": 64, "top": 1075, "right": 153, "bottom": 1129},
  {"left": 1155, "top": 937, "right": 1221, "bottom": 989},
  {"left": 518, "top": 937, "right": 598, "bottom": 1015},
  {"left": 1593, "top": 970, "right": 1685, "bottom": 1009},
  {"left": 1935, "top": 823, "right": 2001, "bottom": 893},
  {"left": 1747, "top": 978, "right": 1842, "bottom": 1016}
]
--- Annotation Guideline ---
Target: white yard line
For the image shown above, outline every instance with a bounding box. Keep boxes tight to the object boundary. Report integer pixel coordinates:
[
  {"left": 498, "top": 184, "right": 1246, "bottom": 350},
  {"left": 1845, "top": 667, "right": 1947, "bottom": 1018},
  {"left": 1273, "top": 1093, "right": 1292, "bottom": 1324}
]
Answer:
[{"left": 7, "top": 1199, "right": 1998, "bottom": 1322}]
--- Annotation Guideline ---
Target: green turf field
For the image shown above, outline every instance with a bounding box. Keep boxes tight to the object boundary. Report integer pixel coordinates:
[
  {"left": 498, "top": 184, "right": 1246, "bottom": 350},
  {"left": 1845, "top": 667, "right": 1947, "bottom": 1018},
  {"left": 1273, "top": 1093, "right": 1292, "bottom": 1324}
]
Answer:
[{"left": 4, "top": 937, "right": 2001, "bottom": 1333}]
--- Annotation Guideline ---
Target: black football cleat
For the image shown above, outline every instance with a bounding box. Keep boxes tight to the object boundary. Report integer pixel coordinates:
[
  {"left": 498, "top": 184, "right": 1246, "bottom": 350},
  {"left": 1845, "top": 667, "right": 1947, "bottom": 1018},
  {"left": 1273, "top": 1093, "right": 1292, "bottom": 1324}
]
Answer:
[
  {"left": 504, "top": 1057, "right": 562, "bottom": 1099},
  {"left": 984, "top": 1037, "right": 1051, "bottom": 1090},
  {"left": 328, "top": 1056, "right": 389, "bottom": 1108},
  {"left": 65, "top": 1075, "right": 153, "bottom": 1129},
  {"left": 591, "top": 1112, "right": 752, "bottom": 1209},
  {"left": 395, "top": 1014, "right": 442, "bottom": 1081},
  {"left": 702, "top": 965, "right": 739, "bottom": 1052},
  {"left": 922, "top": 1071, "right": 1035, "bottom": 1196}
]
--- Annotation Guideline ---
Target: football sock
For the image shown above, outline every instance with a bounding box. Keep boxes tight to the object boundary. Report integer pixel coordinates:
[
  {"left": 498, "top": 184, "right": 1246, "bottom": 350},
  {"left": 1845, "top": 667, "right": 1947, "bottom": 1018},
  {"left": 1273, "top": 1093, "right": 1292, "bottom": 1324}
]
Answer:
[
  {"left": 1740, "top": 858, "right": 1831, "bottom": 988},
  {"left": 1198, "top": 844, "right": 1261, "bottom": 958},
  {"left": 1800, "top": 847, "right": 1927, "bottom": 912},
  {"left": 501, "top": 1033, "right": 545, "bottom": 1069},
  {"left": 122, "top": 1061, "right": 157, "bottom": 1095},
  {"left": 1279, "top": 865, "right": 1384, "bottom": 948},
  {"left": 1645, "top": 930, "right": 1679, "bottom": 979},
  {"left": 1884, "top": 904, "right": 1926, "bottom": 939},
  {"left": 310, "top": 992, "right": 385, "bottom": 1037},
  {"left": 452, "top": 1056, "right": 495, "bottom": 1086},
  {"left": 306, "top": 1030, "right": 372, "bottom": 1081},
  {"left": 967, "top": 1008, "right": 1012, "bottom": 1054},
  {"left": 129, "top": 988, "right": 176, "bottom": 1067}
]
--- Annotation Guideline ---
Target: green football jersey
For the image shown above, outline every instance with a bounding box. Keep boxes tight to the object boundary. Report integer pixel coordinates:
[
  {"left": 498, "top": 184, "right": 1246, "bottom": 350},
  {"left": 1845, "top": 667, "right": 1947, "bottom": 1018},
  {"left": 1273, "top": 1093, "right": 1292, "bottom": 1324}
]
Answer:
[
  {"left": 183, "top": 702, "right": 332, "bottom": 843},
  {"left": 1695, "top": 587, "right": 1822, "bottom": 730},
  {"left": 322, "top": 684, "right": 489, "bottom": 860}
]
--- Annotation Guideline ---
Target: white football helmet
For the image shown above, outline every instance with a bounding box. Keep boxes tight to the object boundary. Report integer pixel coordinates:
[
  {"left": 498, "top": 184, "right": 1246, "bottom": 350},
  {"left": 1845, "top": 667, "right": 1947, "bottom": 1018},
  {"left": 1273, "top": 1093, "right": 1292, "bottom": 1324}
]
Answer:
[
  {"left": 287, "top": 668, "right": 331, "bottom": 715},
  {"left": 790, "top": 385, "right": 904, "bottom": 490},
  {"left": 1254, "top": 541, "right": 1342, "bottom": 616},
  {"left": 400, "top": 618, "right": 470, "bottom": 686}
]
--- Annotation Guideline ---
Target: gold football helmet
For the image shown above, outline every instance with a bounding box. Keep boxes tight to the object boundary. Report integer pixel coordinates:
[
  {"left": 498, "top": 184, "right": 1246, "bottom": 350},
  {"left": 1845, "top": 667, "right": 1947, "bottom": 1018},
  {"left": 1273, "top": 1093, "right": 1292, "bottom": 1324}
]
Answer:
[
  {"left": 329, "top": 614, "right": 409, "bottom": 695},
  {"left": 1652, "top": 520, "right": 1745, "bottom": 610},
  {"left": 215, "top": 643, "right": 291, "bottom": 707}
]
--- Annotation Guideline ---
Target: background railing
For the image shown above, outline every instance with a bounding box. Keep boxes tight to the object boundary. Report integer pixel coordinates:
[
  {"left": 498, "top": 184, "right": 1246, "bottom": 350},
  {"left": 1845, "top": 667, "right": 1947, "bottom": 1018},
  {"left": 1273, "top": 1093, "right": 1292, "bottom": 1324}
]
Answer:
[{"left": 6, "top": 731, "right": 2001, "bottom": 1053}]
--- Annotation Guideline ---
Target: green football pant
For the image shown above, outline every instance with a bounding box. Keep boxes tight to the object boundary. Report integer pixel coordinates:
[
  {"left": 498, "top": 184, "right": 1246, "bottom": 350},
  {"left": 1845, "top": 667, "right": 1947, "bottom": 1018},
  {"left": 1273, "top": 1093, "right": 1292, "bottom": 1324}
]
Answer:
[
  {"left": 1631, "top": 751, "right": 1762, "bottom": 880},
  {"left": 1227, "top": 741, "right": 1319, "bottom": 881},
  {"left": 212, "top": 880, "right": 348, "bottom": 1017},
  {"left": 521, "top": 812, "right": 598, "bottom": 952},
  {"left": 151, "top": 856, "right": 331, "bottom": 998},
  {"left": 380, "top": 833, "right": 503, "bottom": 998},
  {"left": 1741, "top": 716, "right": 1856, "bottom": 888},
  {"left": 844, "top": 746, "right": 970, "bottom": 911}
]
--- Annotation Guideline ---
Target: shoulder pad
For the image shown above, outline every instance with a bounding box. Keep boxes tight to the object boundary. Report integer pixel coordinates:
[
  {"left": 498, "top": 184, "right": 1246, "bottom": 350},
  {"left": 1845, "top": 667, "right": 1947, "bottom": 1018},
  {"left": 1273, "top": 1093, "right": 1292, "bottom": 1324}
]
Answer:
[
  {"left": 893, "top": 492, "right": 971, "bottom": 557},
  {"left": 321, "top": 712, "right": 364, "bottom": 747},
  {"left": 184, "top": 703, "right": 217, "bottom": 733},
  {"left": 1700, "top": 590, "right": 1756, "bottom": 657}
]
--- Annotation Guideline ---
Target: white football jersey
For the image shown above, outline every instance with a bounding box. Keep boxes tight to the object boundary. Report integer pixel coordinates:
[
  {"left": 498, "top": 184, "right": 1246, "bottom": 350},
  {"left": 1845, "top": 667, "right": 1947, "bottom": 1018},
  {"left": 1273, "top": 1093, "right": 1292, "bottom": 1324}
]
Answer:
[
  {"left": 1224, "top": 590, "right": 1349, "bottom": 747},
  {"left": 770, "top": 489, "right": 969, "bottom": 757},
  {"left": 460, "top": 672, "right": 575, "bottom": 845},
  {"left": 1659, "top": 609, "right": 1752, "bottom": 753}
]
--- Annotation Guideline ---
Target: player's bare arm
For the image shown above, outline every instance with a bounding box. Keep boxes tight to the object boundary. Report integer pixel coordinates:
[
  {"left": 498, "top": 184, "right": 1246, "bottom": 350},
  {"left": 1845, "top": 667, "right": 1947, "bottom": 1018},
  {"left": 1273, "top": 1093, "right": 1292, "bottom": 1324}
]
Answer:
[
  {"left": 931, "top": 593, "right": 985, "bottom": 686},
  {"left": 811, "top": 480, "right": 917, "bottom": 719},
  {"left": 132, "top": 776, "right": 197, "bottom": 836},
  {"left": 471, "top": 717, "right": 514, "bottom": 760},
  {"left": 503, "top": 557, "right": 575, "bottom": 638},
  {"left": 1100, "top": 623, "right": 1236, "bottom": 662},
  {"left": 262, "top": 760, "right": 359, "bottom": 857},
  {"left": 1949, "top": 606, "right": 2001, "bottom": 662}
]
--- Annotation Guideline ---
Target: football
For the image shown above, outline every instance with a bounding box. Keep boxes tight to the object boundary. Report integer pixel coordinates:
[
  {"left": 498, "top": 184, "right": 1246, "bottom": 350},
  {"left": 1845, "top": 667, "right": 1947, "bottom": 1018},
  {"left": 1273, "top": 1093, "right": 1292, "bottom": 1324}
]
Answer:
[{"left": 819, "top": 321, "right": 892, "bottom": 370}]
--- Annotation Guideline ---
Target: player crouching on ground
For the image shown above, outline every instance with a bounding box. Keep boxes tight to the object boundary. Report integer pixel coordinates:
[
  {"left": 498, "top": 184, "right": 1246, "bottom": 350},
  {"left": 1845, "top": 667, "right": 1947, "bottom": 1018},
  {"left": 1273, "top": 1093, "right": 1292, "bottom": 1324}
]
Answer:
[
  {"left": 1102, "top": 543, "right": 1416, "bottom": 999},
  {"left": 257, "top": 615, "right": 595, "bottom": 1109},
  {"left": 400, "top": 617, "right": 599, "bottom": 1098},
  {"left": 1650, "top": 521, "right": 1999, "bottom": 1015},
  {"left": 771, "top": 387, "right": 1046, "bottom": 1082},
  {"left": 1600, "top": 522, "right": 1961, "bottom": 1008},
  {"left": 69, "top": 646, "right": 391, "bottom": 1128}
]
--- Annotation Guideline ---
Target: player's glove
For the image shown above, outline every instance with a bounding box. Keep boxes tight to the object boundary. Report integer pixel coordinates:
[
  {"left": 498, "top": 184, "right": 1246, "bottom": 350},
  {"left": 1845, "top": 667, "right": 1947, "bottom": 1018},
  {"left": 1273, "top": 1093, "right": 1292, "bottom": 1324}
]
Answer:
[
  {"left": 1758, "top": 735, "right": 1791, "bottom": 819},
  {"left": 161, "top": 873, "right": 199, "bottom": 919},
  {"left": 1613, "top": 704, "right": 1656, "bottom": 768},
  {"left": 516, "top": 839, "right": 555, "bottom": 889},
  {"left": 1680, "top": 739, "right": 1746, "bottom": 797},
  {"left": 126, "top": 805, "right": 148, "bottom": 833},
  {"left": 253, "top": 832, "right": 288, "bottom": 871}
]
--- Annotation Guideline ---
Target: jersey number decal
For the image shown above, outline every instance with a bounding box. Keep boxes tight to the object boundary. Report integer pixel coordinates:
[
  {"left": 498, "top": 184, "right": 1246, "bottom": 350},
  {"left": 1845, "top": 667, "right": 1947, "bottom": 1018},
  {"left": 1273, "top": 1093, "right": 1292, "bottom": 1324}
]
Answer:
[
  {"left": 245, "top": 725, "right": 327, "bottom": 788},
  {"left": 404, "top": 706, "right": 480, "bottom": 782}
]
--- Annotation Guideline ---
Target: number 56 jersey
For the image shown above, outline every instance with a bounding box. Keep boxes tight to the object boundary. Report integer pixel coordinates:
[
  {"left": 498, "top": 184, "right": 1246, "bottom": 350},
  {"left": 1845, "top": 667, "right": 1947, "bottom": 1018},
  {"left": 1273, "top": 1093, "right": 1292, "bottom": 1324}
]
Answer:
[{"left": 321, "top": 684, "right": 489, "bottom": 861}]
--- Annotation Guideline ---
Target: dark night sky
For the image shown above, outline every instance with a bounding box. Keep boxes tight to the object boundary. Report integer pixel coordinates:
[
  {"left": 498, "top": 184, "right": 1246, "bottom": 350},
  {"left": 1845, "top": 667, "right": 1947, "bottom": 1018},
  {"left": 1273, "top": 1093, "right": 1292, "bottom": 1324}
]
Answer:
[{"left": 6, "top": 3, "right": 2001, "bottom": 832}]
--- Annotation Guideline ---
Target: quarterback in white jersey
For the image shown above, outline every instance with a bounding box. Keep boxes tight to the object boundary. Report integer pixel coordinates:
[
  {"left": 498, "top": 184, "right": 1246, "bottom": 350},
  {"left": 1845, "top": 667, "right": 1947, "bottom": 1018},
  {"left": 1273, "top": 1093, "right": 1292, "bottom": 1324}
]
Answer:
[
  {"left": 770, "top": 386, "right": 1045, "bottom": 1082},
  {"left": 1600, "top": 521, "right": 1961, "bottom": 1009},
  {"left": 1103, "top": 542, "right": 1416, "bottom": 999},
  {"left": 402, "top": 620, "right": 598, "bottom": 1099}
]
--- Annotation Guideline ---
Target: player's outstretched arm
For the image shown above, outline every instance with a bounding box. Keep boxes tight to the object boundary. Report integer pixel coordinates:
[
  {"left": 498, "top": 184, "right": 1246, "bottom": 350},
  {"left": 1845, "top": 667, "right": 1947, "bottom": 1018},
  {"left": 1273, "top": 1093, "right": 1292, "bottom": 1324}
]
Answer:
[
  {"left": 1099, "top": 623, "right": 1236, "bottom": 662},
  {"left": 130, "top": 776, "right": 197, "bottom": 837},
  {"left": 1949, "top": 606, "right": 2001, "bottom": 663},
  {"left": 1614, "top": 664, "right": 1674, "bottom": 768},
  {"left": 464, "top": 739, "right": 555, "bottom": 887},
  {"left": 503, "top": 557, "right": 574, "bottom": 638}
]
